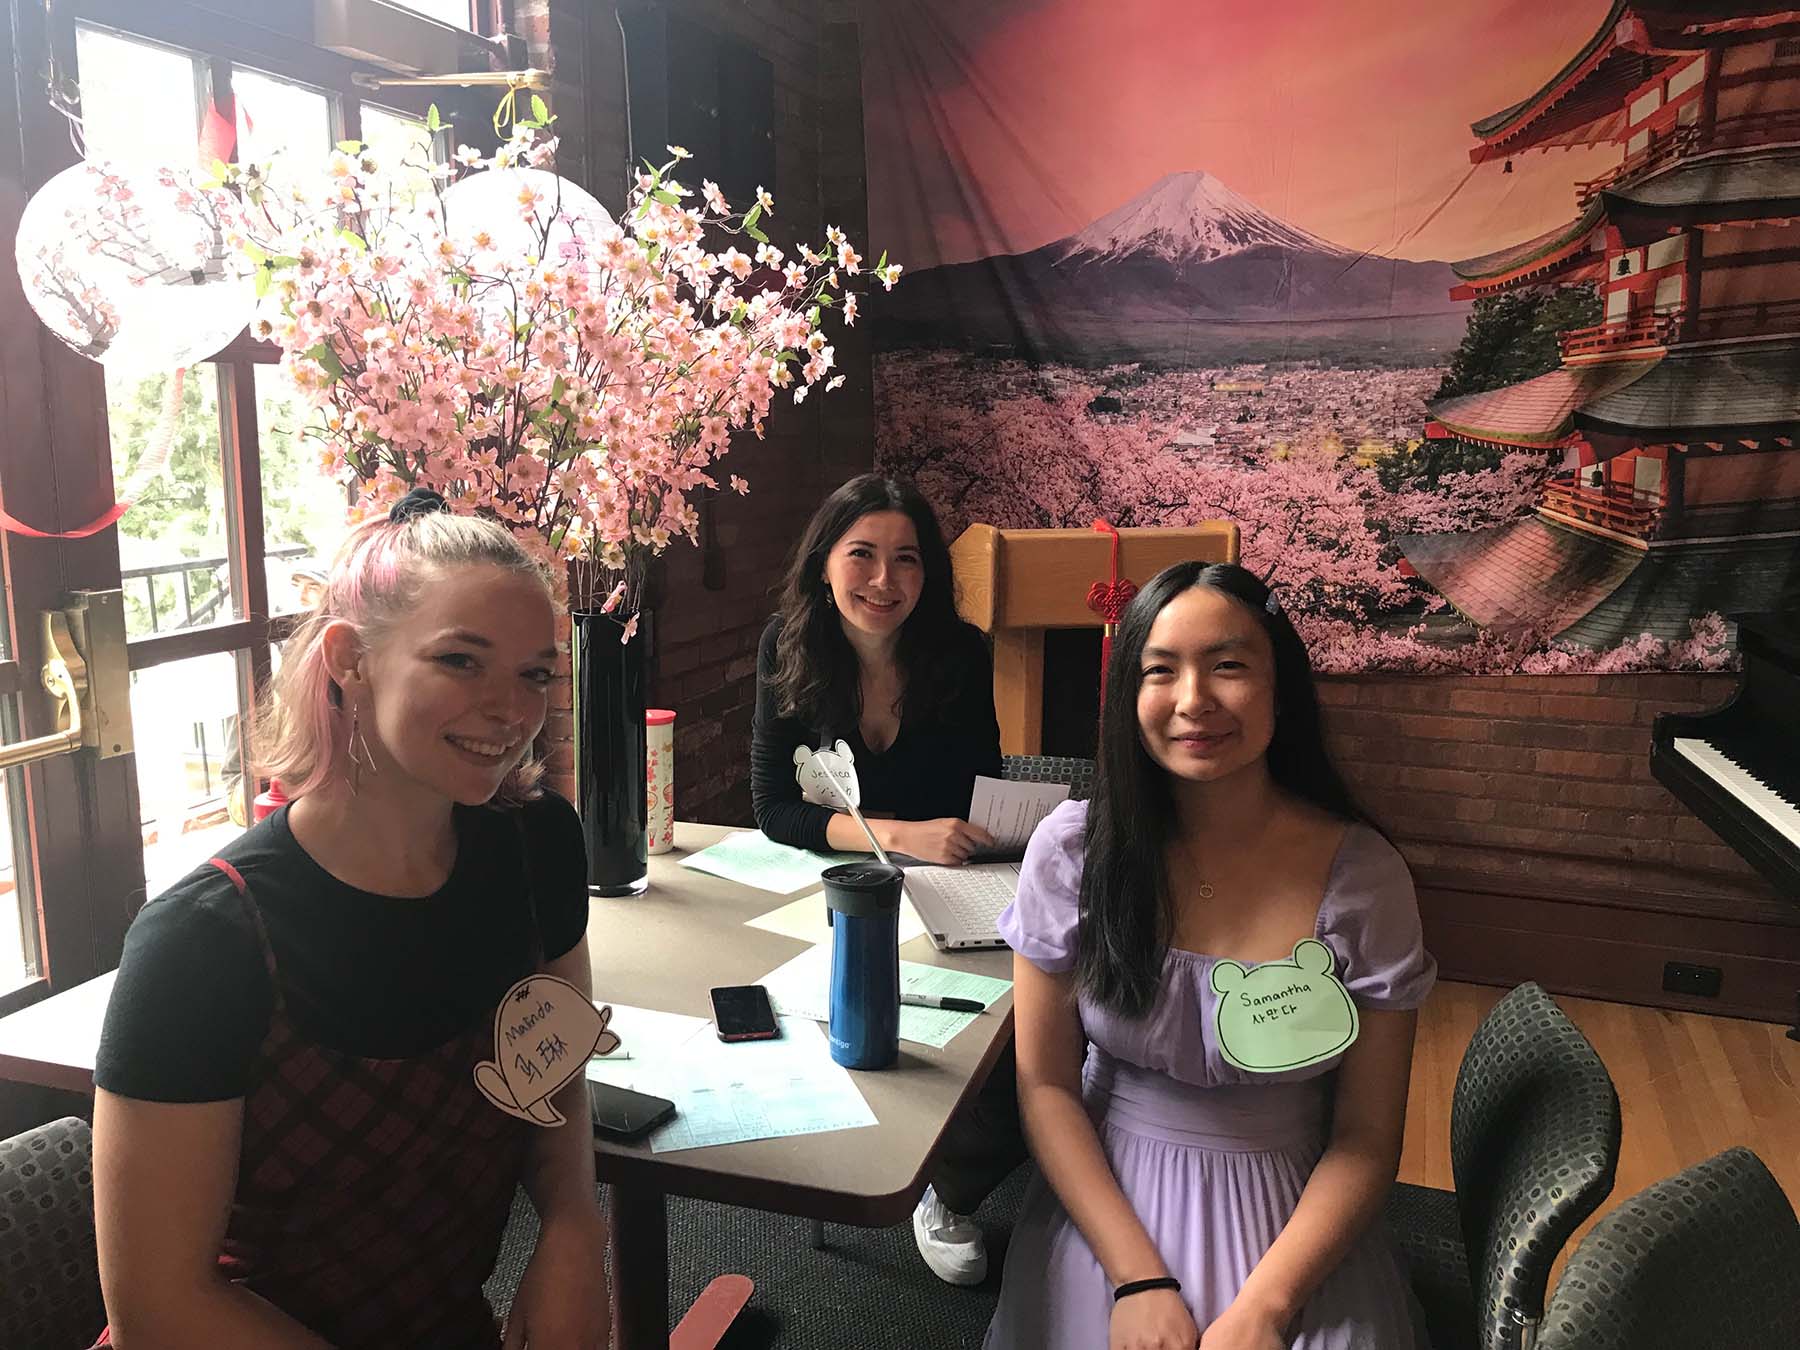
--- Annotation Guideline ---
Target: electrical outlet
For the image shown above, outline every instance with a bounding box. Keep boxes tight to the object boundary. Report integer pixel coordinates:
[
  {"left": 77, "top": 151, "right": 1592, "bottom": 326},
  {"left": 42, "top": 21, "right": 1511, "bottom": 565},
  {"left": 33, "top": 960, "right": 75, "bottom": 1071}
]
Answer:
[{"left": 1663, "top": 961, "right": 1723, "bottom": 997}]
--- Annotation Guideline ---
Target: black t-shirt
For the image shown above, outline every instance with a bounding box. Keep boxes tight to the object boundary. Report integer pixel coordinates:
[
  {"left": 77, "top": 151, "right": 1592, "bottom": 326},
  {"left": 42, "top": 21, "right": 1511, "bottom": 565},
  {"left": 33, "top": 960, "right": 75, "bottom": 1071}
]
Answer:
[
  {"left": 750, "top": 615, "right": 1003, "bottom": 853},
  {"left": 95, "top": 793, "right": 589, "bottom": 1104}
]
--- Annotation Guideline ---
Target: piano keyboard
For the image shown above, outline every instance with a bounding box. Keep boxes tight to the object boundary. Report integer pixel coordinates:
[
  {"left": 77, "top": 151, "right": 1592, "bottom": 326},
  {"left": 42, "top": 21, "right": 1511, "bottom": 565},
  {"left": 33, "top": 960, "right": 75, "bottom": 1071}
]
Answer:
[{"left": 1671, "top": 737, "right": 1800, "bottom": 852}]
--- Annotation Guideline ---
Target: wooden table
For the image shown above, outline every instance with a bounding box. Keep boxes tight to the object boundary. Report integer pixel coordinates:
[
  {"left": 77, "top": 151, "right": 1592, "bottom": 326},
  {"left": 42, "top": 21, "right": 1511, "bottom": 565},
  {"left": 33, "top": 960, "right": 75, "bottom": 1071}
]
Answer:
[
  {"left": 593, "top": 823, "right": 1015, "bottom": 1348},
  {"left": 0, "top": 823, "right": 1018, "bottom": 1350}
]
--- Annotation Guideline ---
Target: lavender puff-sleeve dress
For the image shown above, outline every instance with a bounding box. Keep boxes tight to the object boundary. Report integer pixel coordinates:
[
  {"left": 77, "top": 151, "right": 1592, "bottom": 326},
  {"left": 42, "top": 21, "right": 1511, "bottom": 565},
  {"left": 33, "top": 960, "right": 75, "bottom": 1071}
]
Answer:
[{"left": 985, "top": 800, "right": 1434, "bottom": 1350}]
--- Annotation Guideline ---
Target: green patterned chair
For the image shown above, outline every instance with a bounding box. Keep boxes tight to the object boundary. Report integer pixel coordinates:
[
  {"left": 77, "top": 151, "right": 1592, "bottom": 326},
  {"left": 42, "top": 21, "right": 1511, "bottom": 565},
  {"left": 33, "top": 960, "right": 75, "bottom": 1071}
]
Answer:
[
  {"left": 0, "top": 1116, "right": 105, "bottom": 1350},
  {"left": 1537, "top": 1147, "right": 1800, "bottom": 1350},
  {"left": 1384, "top": 983, "right": 1621, "bottom": 1350}
]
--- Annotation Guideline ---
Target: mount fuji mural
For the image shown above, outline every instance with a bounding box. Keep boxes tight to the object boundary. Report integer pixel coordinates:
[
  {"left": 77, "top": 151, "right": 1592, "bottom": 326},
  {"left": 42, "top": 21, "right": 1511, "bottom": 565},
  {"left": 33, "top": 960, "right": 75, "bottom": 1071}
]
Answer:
[
  {"left": 875, "top": 170, "right": 1467, "bottom": 364},
  {"left": 1056, "top": 170, "right": 1360, "bottom": 267}
]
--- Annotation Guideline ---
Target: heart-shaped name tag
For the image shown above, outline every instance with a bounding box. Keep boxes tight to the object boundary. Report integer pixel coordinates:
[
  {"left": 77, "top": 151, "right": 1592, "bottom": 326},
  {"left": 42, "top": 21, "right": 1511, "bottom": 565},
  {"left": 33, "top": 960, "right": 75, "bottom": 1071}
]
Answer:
[{"left": 474, "top": 975, "right": 621, "bottom": 1126}]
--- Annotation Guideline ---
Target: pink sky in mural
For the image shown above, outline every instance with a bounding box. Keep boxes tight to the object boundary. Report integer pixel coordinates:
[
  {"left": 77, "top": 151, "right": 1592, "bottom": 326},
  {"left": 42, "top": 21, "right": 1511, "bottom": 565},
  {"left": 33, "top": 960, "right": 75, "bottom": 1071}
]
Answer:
[{"left": 862, "top": 0, "right": 1622, "bottom": 269}]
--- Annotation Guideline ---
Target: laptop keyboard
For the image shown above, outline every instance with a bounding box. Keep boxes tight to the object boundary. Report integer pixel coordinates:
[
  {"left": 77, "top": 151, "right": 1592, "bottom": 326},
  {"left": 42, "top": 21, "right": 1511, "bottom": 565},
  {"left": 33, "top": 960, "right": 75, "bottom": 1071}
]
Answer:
[{"left": 909, "top": 864, "right": 1018, "bottom": 936}]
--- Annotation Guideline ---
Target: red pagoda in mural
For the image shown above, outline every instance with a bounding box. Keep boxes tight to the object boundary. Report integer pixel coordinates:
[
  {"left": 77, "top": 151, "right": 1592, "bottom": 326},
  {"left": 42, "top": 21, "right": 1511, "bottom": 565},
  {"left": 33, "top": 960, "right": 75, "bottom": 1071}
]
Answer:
[{"left": 1401, "top": 1, "right": 1800, "bottom": 646}]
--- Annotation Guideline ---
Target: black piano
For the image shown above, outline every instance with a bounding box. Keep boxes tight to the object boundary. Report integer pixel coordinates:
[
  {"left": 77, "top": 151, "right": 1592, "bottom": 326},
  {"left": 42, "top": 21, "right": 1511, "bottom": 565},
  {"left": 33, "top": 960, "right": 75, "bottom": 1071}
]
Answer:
[{"left": 1651, "top": 612, "right": 1800, "bottom": 900}]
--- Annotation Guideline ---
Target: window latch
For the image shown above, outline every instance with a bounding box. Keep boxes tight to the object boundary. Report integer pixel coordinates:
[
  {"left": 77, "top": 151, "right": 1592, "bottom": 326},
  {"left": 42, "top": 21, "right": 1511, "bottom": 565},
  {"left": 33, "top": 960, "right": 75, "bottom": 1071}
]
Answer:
[{"left": 0, "top": 592, "right": 133, "bottom": 771}]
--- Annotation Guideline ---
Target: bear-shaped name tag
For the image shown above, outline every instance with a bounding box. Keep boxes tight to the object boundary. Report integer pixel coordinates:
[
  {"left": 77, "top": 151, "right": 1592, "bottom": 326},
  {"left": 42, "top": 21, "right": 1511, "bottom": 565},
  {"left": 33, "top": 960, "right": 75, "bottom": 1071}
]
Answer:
[
  {"left": 795, "top": 739, "right": 858, "bottom": 809},
  {"left": 1210, "top": 938, "right": 1359, "bottom": 1074}
]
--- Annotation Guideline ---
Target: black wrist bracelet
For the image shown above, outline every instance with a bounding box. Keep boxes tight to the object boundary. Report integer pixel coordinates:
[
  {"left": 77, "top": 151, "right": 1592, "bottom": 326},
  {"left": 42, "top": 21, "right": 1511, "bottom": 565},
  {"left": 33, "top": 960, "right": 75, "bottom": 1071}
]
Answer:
[{"left": 1113, "top": 1276, "right": 1182, "bottom": 1303}]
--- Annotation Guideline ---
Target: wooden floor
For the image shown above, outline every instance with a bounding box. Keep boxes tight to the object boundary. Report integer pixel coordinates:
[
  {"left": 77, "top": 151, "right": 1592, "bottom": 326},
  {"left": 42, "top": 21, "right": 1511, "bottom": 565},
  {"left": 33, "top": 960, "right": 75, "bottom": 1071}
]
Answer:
[{"left": 1397, "top": 980, "right": 1800, "bottom": 1262}]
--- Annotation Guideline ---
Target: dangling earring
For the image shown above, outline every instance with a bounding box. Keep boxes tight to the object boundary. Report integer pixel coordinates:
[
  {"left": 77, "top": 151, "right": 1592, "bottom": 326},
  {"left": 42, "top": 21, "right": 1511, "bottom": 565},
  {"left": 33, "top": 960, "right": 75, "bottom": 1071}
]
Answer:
[
  {"left": 347, "top": 703, "right": 377, "bottom": 794},
  {"left": 823, "top": 585, "right": 835, "bottom": 608}
]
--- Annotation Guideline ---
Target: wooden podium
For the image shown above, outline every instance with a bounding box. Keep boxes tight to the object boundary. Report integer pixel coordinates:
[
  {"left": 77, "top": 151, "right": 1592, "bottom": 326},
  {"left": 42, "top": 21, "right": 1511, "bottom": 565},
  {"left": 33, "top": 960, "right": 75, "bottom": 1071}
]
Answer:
[{"left": 950, "top": 523, "right": 1240, "bottom": 754}]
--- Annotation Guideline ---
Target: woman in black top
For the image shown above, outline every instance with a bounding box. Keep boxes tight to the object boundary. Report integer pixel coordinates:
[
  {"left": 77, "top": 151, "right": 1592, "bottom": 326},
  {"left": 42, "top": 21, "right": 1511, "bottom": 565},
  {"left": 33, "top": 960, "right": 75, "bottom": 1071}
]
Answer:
[
  {"left": 752, "top": 473, "right": 1002, "bottom": 864},
  {"left": 90, "top": 491, "right": 608, "bottom": 1349},
  {"left": 752, "top": 472, "right": 1022, "bottom": 1287}
]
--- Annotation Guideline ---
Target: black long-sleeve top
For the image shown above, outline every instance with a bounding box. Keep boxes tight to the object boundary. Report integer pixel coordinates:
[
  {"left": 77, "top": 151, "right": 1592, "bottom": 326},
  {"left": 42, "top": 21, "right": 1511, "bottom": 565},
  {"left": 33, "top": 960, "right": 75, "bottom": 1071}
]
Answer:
[{"left": 750, "top": 615, "right": 1003, "bottom": 853}]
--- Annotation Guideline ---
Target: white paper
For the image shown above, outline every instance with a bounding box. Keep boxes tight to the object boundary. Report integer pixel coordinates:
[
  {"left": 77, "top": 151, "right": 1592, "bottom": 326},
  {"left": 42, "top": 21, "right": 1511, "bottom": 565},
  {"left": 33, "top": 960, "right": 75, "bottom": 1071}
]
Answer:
[
  {"left": 757, "top": 944, "right": 1013, "bottom": 1051},
  {"left": 585, "top": 1003, "right": 709, "bottom": 1095},
  {"left": 649, "top": 1016, "right": 877, "bottom": 1153},
  {"left": 969, "top": 774, "right": 1070, "bottom": 855},
  {"left": 746, "top": 890, "right": 929, "bottom": 948},
  {"left": 586, "top": 1003, "right": 876, "bottom": 1153}
]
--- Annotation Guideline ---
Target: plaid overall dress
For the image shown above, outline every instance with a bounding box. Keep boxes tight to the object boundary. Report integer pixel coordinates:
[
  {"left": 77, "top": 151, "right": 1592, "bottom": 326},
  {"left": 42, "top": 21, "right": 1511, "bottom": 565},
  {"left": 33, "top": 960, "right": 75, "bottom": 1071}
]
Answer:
[{"left": 98, "top": 854, "right": 534, "bottom": 1348}]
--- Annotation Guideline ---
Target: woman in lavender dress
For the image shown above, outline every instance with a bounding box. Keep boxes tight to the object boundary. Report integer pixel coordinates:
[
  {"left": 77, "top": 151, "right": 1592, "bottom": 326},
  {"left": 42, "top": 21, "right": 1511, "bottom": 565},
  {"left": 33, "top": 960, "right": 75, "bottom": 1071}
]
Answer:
[{"left": 986, "top": 562, "right": 1433, "bottom": 1350}]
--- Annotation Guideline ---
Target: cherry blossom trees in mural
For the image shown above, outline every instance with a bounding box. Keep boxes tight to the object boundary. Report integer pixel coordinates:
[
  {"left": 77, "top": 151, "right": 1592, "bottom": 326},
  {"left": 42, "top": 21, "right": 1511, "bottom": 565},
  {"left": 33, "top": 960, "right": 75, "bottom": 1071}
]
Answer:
[{"left": 875, "top": 355, "right": 1731, "bottom": 674}]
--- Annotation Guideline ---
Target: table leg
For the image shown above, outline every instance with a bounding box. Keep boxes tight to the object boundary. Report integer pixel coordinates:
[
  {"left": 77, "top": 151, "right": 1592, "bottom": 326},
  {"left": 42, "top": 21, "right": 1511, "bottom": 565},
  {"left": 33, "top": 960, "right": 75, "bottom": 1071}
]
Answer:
[
  {"left": 609, "top": 1180, "right": 669, "bottom": 1349},
  {"left": 607, "top": 1180, "right": 753, "bottom": 1350}
]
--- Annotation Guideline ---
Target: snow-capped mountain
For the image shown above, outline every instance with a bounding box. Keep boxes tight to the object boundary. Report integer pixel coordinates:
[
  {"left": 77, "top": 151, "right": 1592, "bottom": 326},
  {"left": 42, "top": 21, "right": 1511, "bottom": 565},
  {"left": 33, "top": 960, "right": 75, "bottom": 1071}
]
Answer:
[
  {"left": 874, "top": 167, "right": 1464, "bottom": 362},
  {"left": 1057, "top": 171, "right": 1359, "bottom": 268}
]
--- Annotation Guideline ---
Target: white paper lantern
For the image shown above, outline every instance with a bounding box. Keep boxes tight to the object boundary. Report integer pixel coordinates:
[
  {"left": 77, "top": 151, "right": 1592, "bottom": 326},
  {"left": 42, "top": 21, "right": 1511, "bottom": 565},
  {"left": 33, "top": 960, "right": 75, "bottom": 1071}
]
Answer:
[
  {"left": 14, "top": 161, "right": 257, "bottom": 374},
  {"left": 440, "top": 166, "right": 614, "bottom": 276}
]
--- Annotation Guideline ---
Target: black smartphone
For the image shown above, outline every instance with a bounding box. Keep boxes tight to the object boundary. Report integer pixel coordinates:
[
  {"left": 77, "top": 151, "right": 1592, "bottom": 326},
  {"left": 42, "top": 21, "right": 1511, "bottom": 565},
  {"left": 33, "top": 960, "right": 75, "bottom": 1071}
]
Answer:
[
  {"left": 709, "top": 984, "right": 781, "bottom": 1042},
  {"left": 590, "top": 1082, "right": 677, "bottom": 1141}
]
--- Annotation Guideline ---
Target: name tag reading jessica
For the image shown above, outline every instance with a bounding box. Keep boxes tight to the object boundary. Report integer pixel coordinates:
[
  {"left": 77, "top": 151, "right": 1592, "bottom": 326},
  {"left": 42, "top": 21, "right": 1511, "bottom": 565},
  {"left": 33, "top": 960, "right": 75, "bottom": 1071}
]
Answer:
[
  {"left": 475, "top": 976, "right": 620, "bottom": 1126},
  {"left": 795, "top": 739, "right": 859, "bottom": 809},
  {"left": 1210, "top": 938, "right": 1359, "bottom": 1074}
]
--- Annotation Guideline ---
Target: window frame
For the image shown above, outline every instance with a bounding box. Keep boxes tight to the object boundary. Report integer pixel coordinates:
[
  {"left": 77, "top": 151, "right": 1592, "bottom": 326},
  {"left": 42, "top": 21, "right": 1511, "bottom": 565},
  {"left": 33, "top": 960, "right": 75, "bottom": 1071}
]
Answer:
[{"left": 0, "top": 0, "right": 504, "bottom": 1006}]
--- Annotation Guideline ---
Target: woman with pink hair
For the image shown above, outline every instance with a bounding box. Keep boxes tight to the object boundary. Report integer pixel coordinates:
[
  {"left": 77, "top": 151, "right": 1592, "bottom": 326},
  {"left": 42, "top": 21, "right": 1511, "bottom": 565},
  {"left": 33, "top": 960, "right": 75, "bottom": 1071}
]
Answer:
[{"left": 90, "top": 489, "right": 609, "bottom": 1349}]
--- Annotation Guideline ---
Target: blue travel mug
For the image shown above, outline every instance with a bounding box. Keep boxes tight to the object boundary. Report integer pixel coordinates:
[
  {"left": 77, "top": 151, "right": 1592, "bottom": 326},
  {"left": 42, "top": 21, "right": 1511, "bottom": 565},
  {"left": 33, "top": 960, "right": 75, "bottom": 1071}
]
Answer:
[{"left": 822, "top": 862, "right": 903, "bottom": 1070}]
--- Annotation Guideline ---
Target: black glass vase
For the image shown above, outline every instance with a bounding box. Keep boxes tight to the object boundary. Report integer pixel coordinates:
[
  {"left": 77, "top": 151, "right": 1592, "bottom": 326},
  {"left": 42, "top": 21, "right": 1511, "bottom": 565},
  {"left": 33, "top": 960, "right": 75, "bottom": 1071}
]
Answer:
[{"left": 572, "top": 609, "right": 649, "bottom": 896}]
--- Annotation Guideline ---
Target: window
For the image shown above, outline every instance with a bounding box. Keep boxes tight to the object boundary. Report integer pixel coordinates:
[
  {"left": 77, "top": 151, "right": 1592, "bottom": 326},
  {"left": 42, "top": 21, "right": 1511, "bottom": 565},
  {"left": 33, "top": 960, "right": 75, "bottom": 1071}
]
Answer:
[
  {"left": 390, "top": 0, "right": 476, "bottom": 28},
  {"left": 360, "top": 105, "right": 438, "bottom": 210},
  {"left": 256, "top": 365, "right": 354, "bottom": 613},
  {"left": 0, "top": 0, "right": 478, "bottom": 1000}
]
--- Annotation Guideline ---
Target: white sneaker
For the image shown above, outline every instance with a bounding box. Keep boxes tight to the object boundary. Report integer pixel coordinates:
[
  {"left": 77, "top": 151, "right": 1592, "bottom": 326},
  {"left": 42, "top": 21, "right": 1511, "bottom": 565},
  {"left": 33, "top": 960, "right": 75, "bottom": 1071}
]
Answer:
[{"left": 912, "top": 1185, "right": 988, "bottom": 1286}]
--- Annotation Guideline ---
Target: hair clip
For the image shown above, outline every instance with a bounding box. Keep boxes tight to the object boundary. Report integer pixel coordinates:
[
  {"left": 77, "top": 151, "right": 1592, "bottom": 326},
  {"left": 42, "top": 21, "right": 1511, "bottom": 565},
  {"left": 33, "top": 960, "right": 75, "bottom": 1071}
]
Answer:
[
  {"left": 389, "top": 486, "right": 449, "bottom": 523},
  {"left": 1264, "top": 589, "right": 1283, "bottom": 616}
]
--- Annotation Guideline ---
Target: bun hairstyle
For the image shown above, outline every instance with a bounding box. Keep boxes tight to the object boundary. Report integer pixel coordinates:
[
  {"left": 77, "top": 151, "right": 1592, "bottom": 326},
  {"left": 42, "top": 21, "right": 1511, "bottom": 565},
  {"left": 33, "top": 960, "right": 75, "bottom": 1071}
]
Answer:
[
  {"left": 388, "top": 485, "right": 448, "bottom": 523},
  {"left": 253, "top": 491, "right": 554, "bottom": 804}
]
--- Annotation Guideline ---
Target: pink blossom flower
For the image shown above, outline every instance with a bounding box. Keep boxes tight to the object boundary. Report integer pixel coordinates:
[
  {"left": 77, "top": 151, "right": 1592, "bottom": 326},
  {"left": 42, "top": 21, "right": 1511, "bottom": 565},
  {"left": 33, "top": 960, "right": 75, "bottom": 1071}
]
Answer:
[
  {"left": 756, "top": 186, "right": 774, "bottom": 214},
  {"left": 702, "top": 179, "right": 729, "bottom": 215},
  {"left": 842, "top": 293, "right": 857, "bottom": 326},
  {"left": 729, "top": 475, "right": 749, "bottom": 495},
  {"left": 218, "top": 130, "right": 888, "bottom": 583}
]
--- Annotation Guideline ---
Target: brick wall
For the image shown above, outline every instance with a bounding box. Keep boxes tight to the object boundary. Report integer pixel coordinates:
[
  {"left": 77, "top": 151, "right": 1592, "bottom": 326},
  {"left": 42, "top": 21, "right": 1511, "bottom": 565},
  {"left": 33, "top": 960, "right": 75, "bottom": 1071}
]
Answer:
[
  {"left": 516, "top": 0, "right": 876, "bottom": 824},
  {"left": 1320, "top": 671, "right": 1800, "bottom": 1020}
]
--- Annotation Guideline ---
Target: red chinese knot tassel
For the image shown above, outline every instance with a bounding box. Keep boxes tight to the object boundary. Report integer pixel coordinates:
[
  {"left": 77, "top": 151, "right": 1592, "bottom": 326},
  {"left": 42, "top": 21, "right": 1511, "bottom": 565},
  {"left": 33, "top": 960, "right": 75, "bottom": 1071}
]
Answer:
[{"left": 1085, "top": 518, "right": 1137, "bottom": 702}]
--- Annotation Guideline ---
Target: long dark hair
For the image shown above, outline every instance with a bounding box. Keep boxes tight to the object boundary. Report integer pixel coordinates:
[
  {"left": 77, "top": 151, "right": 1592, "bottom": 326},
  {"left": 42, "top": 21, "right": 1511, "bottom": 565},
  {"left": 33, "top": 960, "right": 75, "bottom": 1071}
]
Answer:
[
  {"left": 1077, "top": 562, "right": 1367, "bottom": 1018},
  {"left": 770, "top": 473, "right": 969, "bottom": 731}
]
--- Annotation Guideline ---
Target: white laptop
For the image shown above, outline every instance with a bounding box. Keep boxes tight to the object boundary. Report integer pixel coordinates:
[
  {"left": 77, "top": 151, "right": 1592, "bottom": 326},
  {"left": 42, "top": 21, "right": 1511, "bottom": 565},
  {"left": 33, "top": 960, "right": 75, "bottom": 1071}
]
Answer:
[
  {"left": 897, "top": 774, "right": 1069, "bottom": 950},
  {"left": 904, "top": 862, "right": 1021, "bottom": 951}
]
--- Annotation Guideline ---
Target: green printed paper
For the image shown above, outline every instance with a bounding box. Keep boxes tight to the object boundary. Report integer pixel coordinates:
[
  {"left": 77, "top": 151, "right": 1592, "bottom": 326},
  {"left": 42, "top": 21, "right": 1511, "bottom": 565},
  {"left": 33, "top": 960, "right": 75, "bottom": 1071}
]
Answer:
[
  {"left": 1210, "top": 938, "right": 1359, "bottom": 1073},
  {"left": 679, "top": 831, "right": 859, "bottom": 895}
]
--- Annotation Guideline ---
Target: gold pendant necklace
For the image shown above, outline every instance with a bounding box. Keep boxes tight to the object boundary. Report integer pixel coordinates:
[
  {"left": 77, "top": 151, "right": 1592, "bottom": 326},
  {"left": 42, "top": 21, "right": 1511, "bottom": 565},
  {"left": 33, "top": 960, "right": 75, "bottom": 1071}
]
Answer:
[{"left": 1172, "top": 838, "right": 1216, "bottom": 900}]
